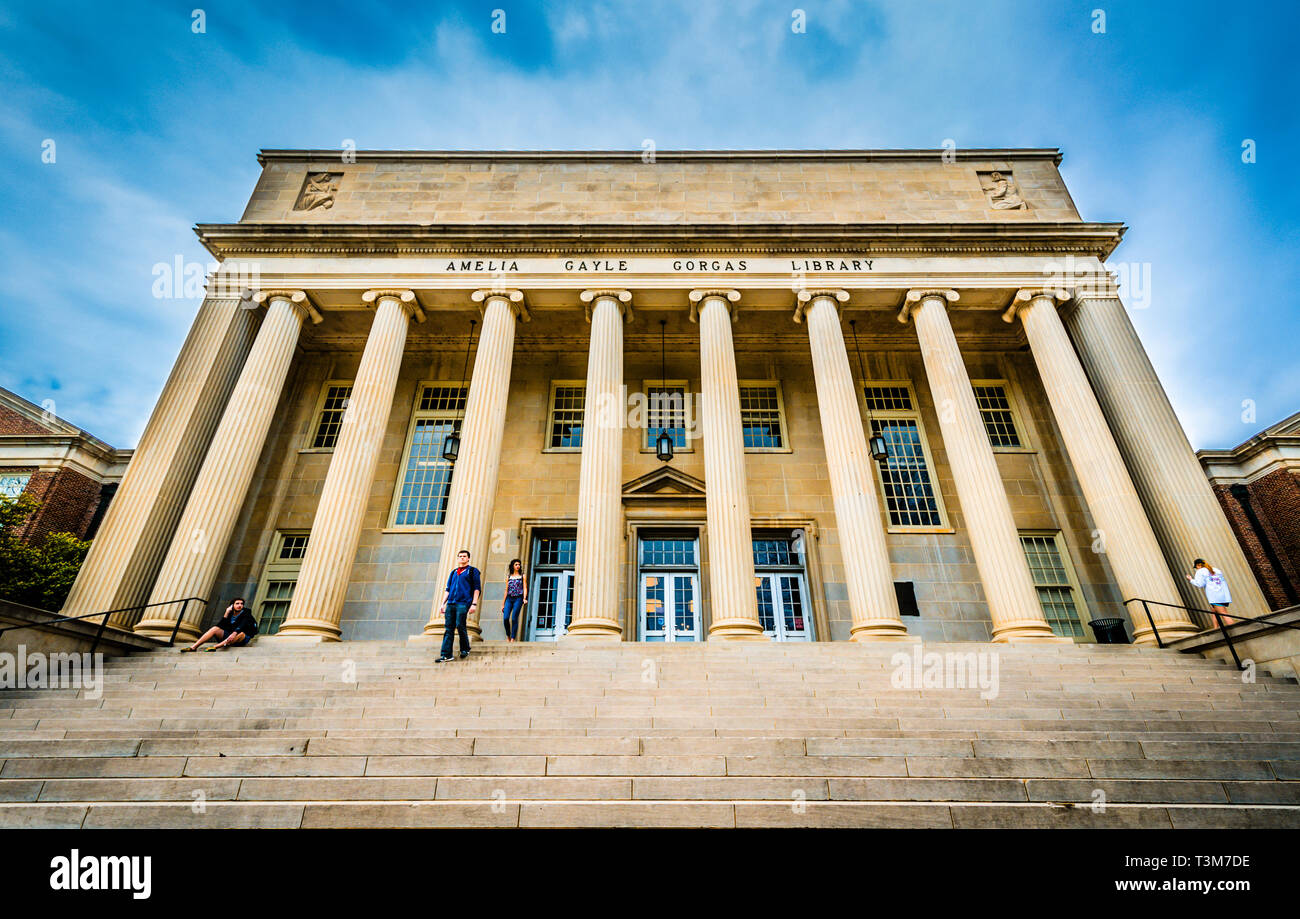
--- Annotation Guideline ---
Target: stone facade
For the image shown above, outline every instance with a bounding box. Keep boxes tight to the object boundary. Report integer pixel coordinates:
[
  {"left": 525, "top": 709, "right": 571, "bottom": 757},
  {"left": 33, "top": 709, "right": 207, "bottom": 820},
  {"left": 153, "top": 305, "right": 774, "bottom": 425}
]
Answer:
[{"left": 62, "top": 149, "right": 1265, "bottom": 646}]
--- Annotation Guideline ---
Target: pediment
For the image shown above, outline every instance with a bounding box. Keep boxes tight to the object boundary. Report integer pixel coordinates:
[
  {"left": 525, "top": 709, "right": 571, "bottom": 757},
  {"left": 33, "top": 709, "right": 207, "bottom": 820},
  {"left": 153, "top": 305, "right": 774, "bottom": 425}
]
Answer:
[{"left": 622, "top": 467, "right": 706, "bottom": 502}]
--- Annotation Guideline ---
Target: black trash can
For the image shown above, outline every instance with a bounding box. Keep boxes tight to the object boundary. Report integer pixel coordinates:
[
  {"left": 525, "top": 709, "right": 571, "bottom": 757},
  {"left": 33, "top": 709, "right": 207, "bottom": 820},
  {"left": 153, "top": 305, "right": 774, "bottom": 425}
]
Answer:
[{"left": 1089, "top": 618, "right": 1130, "bottom": 644}]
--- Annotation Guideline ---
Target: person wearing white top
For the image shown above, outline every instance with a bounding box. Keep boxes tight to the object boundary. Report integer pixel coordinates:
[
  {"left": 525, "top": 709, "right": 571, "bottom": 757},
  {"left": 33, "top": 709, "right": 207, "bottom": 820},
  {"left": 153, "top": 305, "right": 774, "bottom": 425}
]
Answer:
[{"left": 1187, "top": 558, "right": 1235, "bottom": 625}]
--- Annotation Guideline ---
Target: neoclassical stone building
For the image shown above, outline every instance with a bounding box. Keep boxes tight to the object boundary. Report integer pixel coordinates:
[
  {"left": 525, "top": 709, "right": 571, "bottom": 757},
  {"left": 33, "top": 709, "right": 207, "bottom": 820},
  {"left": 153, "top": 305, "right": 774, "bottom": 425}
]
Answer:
[{"left": 59, "top": 149, "right": 1270, "bottom": 646}]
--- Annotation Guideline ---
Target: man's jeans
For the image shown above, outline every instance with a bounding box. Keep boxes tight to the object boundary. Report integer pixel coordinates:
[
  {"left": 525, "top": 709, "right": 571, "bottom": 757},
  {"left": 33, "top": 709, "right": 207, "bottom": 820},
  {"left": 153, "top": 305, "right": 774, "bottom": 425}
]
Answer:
[{"left": 441, "top": 602, "right": 471, "bottom": 658}]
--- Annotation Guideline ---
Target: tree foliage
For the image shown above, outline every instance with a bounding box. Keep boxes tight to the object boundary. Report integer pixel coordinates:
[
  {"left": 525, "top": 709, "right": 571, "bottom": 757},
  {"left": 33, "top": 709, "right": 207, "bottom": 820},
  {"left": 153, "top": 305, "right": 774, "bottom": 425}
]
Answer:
[{"left": 0, "top": 494, "right": 90, "bottom": 611}]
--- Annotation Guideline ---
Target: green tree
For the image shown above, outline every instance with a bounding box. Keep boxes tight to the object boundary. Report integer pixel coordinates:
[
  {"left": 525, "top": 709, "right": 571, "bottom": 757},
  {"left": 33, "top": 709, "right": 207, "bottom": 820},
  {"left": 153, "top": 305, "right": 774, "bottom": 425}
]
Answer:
[{"left": 0, "top": 494, "right": 90, "bottom": 611}]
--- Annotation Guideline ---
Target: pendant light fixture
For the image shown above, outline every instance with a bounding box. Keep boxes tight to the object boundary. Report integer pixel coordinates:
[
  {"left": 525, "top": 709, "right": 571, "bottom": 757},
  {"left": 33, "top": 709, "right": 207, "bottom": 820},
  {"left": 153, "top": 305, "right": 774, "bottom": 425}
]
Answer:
[
  {"left": 655, "top": 319, "right": 674, "bottom": 463},
  {"left": 442, "top": 318, "right": 477, "bottom": 463},
  {"left": 850, "top": 319, "right": 889, "bottom": 462}
]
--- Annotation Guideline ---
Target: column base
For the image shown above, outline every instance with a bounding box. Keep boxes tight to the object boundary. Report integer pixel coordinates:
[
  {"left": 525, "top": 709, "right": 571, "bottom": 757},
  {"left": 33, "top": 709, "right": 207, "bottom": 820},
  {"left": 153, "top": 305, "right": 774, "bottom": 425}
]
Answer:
[
  {"left": 267, "top": 623, "right": 342, "bottom": 643},
  {"left": 1131, "top": 621, "right": 1204, "bottom": 646},
  {"left": 991, "top": 619, "right": 1074, "bottom": 643},
  {"left": 707, "top": 618, "right": 769, "bottom": 641},
  {"left": 850, "top": 621, "right": 919, "bottom": 642},
  {"left": 134, "top": 619, "right": 201, "bottom": 644},
  {"left": 562, "top": 619, "right": 623, "bottom": 641}
]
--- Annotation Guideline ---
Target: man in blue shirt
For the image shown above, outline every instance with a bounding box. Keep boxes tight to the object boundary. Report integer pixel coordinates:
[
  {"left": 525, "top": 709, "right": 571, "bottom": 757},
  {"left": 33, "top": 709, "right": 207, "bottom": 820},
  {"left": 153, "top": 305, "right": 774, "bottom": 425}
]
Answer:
[{"left": 437, "top": 549, "right": 481, "bottom": 662}]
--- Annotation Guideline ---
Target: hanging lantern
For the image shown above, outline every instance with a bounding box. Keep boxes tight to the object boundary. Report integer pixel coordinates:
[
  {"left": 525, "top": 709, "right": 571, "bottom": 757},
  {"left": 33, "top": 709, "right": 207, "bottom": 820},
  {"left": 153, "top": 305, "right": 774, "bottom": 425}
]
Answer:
[
  {"left": 444, "top": 318, "right": 477, "bottom": 464},
  {"left": 869, "top": 433, "right": 889, "bottom": 462},
  {"left": 656, "top": 429, "right": 674, "bottom": 463}
]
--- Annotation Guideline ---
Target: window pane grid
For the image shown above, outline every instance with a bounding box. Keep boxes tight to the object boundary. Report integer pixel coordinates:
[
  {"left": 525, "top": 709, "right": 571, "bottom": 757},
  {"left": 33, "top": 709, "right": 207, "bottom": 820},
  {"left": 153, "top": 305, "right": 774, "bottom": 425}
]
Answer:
[
  {"left": 394, "top": 418, "right": 460, "bottom": 526},
  {"left": 647, "top": 386, "right": 688, "bottom": 448},
  {"left": 863, "top": 385, "right": 914, "bottom": 412},
  {"left": 973, "top": 384, "right": 1022, "bottom": 447},
  {"left": 872, "top": 419, "right": 943, "bottom": 526},
  {"left": 1020, "top": 535, "right": 1084, "bottom": 638},
  {"left": 752, "top": 538, "right": 796, "bottom": 567},
  {"left": 311, "top": 384, "right": 352, "bottom": 449},
  {"left": 549, "top": 385, "right": 585, "bottom": 449},
  {"left": 640, "top": 538, "right": 696, "bottom": 567},
  {"left": 534, "top": 537, "right": 576, "bottom": 567},
  {"left": 419, "top": 386, "right": 467, "bottom": 412},
  {"left": 258, "top": 580, "right": 296, "bottom": 635},
  {"left": 279, "top": 535, "right": 309, "bottom": 559},
  {"left": 739, "top": 386, "right": 783, "bottom": 448}
]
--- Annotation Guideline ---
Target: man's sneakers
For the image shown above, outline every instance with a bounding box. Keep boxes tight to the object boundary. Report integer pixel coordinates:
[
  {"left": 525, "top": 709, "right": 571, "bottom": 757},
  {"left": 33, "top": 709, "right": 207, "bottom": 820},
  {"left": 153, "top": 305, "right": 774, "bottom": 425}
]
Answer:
[
  {"left": 459, "top": 650, "right": 470, "bottom": 659},
  {"left": 435, "top": 656, "right": 453, "bottom": 663}
]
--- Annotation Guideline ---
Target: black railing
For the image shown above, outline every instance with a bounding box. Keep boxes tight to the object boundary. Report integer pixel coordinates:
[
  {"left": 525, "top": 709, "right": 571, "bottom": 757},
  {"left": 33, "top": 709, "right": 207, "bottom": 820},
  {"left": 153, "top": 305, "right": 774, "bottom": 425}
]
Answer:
[
  {"left": 0, "top": 597, "right": 207, "bottom": 655},
  {"left": 1124, "top": 597, "right": 1300, "bottom": 672}
]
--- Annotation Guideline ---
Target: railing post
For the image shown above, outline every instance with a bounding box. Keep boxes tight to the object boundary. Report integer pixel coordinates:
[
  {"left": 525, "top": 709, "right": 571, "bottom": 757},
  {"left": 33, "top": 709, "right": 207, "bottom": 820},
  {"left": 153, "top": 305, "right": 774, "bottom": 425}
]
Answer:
[
  {"left": 1212, "top": 609, "right": 1244, "bottom": 671},
  {"left": 169, "top": 600, "right": 188, "bottom": 646},
  {"left": 90, "top": 610, "right": 110, "bottom": 657},
  {"left": 1142, "top": 600, "right": 1164, "bottom": 649}
]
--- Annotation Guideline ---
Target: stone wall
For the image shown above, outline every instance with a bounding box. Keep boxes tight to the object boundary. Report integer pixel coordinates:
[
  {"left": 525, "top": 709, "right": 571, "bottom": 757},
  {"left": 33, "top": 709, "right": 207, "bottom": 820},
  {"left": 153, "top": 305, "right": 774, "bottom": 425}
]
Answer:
[{"left": 241, "top": 153, "right": 1080, "bottom": 225}]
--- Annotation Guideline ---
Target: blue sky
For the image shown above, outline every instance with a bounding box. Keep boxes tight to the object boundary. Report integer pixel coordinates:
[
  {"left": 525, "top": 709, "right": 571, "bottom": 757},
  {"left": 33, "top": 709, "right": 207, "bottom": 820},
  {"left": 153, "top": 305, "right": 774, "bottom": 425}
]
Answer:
[{"left": 1, "top": 0, "right": 1296, "bottom": 449}]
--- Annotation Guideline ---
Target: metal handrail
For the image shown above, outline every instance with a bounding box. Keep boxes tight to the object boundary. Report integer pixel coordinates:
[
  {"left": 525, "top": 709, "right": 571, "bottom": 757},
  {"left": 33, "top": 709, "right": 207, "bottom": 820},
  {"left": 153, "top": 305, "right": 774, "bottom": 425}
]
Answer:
[
  {"left": 0, "top": 597, "right": 207, "bottom": 654},
  {"left": 1123, "top": 596, "right": 1300, "bottom": 672}
]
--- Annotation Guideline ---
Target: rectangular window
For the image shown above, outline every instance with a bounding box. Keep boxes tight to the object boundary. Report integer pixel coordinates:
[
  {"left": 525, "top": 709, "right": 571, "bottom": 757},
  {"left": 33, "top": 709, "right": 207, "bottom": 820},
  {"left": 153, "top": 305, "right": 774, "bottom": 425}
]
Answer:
[
  {"left": 309, "top": 382, "right": 353, "bottom": 450},
  {"left": 862, "top": 383, "right": 946, "bottom": 528},
  {"left": 389, "top": 384, "right": 467, "bottom": 528},
  {"left": 739, "top": 382, "right": 787, "bottom": 450},
  {"left": 972, "top": 382, "right": 1024, "bottom": 448},
  {"left": 254, "top": 531, "right": 309, "bottom": 636},
  {"left": 0, "top": 472, "right": 32, "bottom": 500},
  {"left": 1020, "top": 533, "right": 1087, "bottom": 639},
  {"left": 645, "top": 381, "right": 690, "bottom": 450},
  {"left": 547, "top": 383, "right": 585, "bottom": 450}
]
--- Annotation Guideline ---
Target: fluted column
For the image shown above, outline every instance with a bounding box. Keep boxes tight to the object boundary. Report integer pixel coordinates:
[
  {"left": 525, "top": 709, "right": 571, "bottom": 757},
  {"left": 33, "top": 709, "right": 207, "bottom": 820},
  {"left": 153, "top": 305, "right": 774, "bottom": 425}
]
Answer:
[
  {"left": 1063, "top": 294, "right": 1270, "bottom": 619},
  {"left": 276, "top": 290, "right": 424, "bottom": 641},
  {"left": 61, "top": 295, "right": 259, "bottom": 626},
  {"left": 794, "top": 290, "right": 911, "bottom": 640},
  {"left": 567, "top": 290, "right": 633, "bottom": 640},
  {"left": 689, "top": 289, "right": 765, "bottom": 640},
  {"left": 422, "top": 289, "right": 528, "bottom": 638},
  {"left": 1006, "top": 289, "right": 1199, "bottom": 643},
  {"left": 902, "top": 289, "right": 1064, "bottom": 642},
  {"left": 136, "top": 290, "right": 318, "bottom": 640}
]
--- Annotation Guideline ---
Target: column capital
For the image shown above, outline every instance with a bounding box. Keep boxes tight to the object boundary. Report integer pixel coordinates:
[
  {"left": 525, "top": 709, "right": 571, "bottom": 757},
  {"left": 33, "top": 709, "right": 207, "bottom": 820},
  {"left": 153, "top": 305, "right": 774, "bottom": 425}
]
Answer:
[
  {"left": 1004, "top": 287, "right": 1073, "bottom": 323},
  {"left": 898, "top": 288, "right": 959, "bottom": 324},
  {"left": 362, "top": 288, "right": 426, "bottom": 323},
  {"left": 579, "top": 288, "right": 633, "bottom": 323},
  {"left": 792, "top": 288, "right": 849, "bottom": 324},
  {"left": 471, "top": 288, "right": 531, "bottom": 322},
  {"left": 252, "top": 288, "right": 322, "bottom": 324},
  {"left": 687, "top": 288, "right": 741, "bottom": 323}
]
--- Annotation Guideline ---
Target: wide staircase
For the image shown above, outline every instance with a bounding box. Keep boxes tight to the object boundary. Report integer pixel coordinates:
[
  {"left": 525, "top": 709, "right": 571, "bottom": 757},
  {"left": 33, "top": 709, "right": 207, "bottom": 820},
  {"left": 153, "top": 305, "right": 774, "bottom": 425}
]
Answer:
[{"left": 1, "top": 640, "right": 1298, "bottom": 828}]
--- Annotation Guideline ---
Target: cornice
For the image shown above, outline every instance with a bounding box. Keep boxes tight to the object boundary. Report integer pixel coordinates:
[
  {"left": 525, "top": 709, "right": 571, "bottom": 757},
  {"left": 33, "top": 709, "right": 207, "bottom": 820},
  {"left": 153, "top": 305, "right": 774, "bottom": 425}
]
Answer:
[
  {"left": 195, "top": 221, "right": 1126, "bottom": 260},
  {"left": 256, "top": 147, "right": 1065, "bottom": 166}
]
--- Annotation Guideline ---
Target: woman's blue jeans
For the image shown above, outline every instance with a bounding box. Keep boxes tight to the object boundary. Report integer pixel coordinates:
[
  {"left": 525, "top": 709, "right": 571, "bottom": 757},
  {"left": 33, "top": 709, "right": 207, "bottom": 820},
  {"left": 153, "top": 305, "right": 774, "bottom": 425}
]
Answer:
[{"left": 503, "top": 595, "right": 524, "bottom": 639}]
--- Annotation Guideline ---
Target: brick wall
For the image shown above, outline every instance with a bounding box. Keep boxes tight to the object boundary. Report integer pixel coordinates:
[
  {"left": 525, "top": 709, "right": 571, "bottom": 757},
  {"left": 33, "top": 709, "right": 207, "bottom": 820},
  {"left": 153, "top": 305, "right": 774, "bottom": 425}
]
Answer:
[
  {"left": 0, "top": 403, "right": 50, "bottom": 435},
  {"left": 1213, "top": 471, "right": 1300, "bottom": 609},
  {"left": 1, "top": 466, "right": 103, "bottom": 543}
]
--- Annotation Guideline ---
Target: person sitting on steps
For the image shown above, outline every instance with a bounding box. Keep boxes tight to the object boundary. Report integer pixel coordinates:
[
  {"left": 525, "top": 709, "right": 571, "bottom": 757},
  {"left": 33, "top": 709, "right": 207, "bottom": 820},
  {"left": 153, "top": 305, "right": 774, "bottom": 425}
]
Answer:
[{"left": 181, "top": 598, "right": 259, "bottom": 652}]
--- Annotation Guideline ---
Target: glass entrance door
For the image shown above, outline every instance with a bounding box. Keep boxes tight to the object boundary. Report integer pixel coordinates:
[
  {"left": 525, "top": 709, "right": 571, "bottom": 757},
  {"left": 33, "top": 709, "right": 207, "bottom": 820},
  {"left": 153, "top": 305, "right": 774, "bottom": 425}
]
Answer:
[
  {"left": 640, "top": 572, "right": 700, "bottom": 642},
  {"left": 755, "top": 573, "right": 812, "bottom": 641},
  {"left": 638, "top": 534, "right": 701, "bottom": 641},
  {"left": 528, "top": 570, "right": 573, "bottom": 641},
  {"left": 526, "top": 534, "right": 576, "bottom": 642},
  {"left": 753, "top": 535, "right": 814, "bottom": 641}
]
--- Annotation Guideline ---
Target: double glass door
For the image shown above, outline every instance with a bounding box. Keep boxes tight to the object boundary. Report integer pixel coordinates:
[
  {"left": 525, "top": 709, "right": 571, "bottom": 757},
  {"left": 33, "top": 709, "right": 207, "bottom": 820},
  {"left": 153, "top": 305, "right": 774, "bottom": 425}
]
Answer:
[
  {"left": 638, "top": 534, "right": 701, "bottom": 642},
  {"left": 755, "top": 572, "right": 812, "bottom": 641}
]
